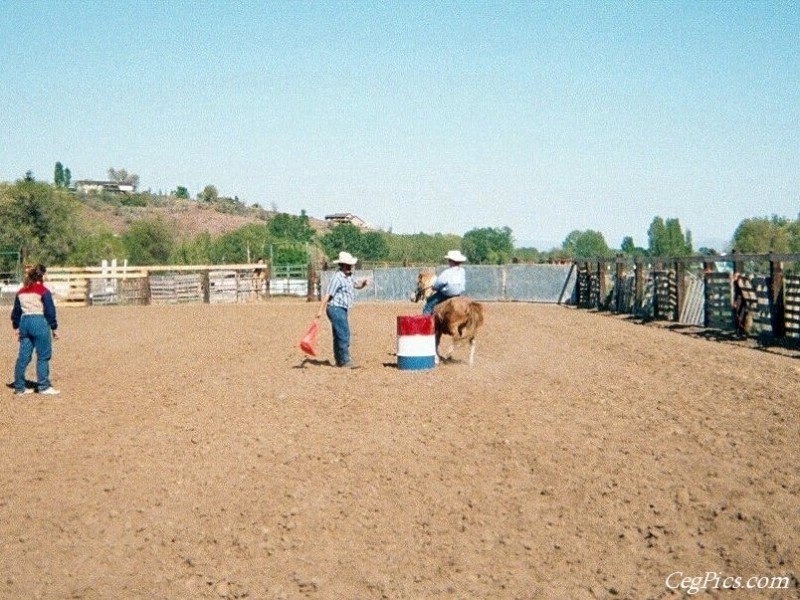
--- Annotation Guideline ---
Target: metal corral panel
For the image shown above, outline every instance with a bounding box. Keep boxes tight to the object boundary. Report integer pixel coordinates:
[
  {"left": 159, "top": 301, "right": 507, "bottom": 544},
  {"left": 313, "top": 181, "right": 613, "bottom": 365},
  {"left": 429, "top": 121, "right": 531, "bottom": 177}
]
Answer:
[
  {"left": 705, "top": 272, "right": 732, "bottom": 330},
  {"left": 679, "top": 274, "right": 705, "bottom": 326},
  {"left": 504, "top": 264, "right": 576, "bottom": 303},
  {"left": 462, "top": 266, "right": 504, "bottom": 301},
  {"left": 361, "top": 267, "right": 420, "bottom": 302},
  {"left": 150, "top": 273, "right": 203, "bottom": 304},
  {"left": 321, "top": 265, "right": 575, "bottom": 303},
  {"left": 270, "top": 278, "right": 308, "bottom": 296},
  {"left": 749, "top": 275, "right": 771, "bottom": 336},
  {"left": 785, "top": 276, "right": 800, "bottom": 339}
]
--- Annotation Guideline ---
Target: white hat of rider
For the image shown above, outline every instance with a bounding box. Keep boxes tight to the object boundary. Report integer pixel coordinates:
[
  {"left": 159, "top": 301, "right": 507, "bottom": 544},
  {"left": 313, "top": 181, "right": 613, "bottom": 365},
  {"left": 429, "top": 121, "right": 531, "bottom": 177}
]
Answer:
[
  {"left": 445, "top": 250, "right": 467, "bottom": 263},
  {"left": 335, "top": 251, "right": 358, "bottom": 266}
]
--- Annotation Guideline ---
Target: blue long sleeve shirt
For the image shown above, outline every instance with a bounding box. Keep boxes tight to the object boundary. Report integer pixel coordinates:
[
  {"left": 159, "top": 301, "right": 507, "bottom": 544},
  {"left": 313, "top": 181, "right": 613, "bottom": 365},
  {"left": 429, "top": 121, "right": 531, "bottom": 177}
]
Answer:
[{"left": 11, "top": 282, "right": 58, "bottom": 331}]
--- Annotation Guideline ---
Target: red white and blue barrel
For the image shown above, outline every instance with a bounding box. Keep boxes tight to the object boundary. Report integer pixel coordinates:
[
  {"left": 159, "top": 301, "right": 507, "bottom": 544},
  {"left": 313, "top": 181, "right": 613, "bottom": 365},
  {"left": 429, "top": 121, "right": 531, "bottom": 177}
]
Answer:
[{"left": 396, "top": 315, "right": 436, "bottom": 370}]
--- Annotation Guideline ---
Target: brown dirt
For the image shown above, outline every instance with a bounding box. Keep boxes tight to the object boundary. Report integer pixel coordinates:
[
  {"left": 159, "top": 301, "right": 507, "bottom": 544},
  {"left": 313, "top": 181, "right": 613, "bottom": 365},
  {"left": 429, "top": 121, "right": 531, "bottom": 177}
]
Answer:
[{"left": 1, "top": 302, "right": 798, "bottom": 599}]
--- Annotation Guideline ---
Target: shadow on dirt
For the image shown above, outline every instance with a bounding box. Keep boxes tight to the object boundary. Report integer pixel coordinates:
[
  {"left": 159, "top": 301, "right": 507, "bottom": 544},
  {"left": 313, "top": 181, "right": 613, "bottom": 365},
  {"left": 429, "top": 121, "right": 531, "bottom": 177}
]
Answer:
[
  {"left": 294, "top": 358, "right": 334, "bottom": 369},
  {"left": 611, "top": 313, "right": 800, "bottom": 359}
]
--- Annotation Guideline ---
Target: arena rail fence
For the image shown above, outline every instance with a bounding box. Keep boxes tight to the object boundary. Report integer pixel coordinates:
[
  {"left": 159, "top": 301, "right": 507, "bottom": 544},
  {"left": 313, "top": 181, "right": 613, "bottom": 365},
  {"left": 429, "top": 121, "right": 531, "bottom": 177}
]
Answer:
[
  {"left": 1, "top": 262, "right": 581, "bottom": 308},
  {"left": 0, "top": 263, "right": 318, "bottom": 307},
  {"left": 320, "top": 263, "right": 577, "bottom": 304},
  {"left": 572, "top": 252, "right": 800, "bottom": 346}
]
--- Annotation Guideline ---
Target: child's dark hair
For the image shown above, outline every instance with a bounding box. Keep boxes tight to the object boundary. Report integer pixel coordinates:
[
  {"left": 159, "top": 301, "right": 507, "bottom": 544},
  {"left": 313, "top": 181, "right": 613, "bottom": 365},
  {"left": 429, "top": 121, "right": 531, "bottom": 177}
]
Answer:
[{"left": 24, "top": 264, "right": 47, "bottom": 284}]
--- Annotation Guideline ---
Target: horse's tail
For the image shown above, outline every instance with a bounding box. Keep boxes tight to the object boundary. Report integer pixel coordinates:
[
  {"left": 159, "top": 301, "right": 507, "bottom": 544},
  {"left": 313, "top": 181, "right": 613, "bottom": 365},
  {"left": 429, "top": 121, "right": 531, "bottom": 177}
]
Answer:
[
  {"left": 470, "top": 301, "right": 484, "bottom": 329},
  {"left": 457, "top": 300, "right": 484, "bottom": 337}
]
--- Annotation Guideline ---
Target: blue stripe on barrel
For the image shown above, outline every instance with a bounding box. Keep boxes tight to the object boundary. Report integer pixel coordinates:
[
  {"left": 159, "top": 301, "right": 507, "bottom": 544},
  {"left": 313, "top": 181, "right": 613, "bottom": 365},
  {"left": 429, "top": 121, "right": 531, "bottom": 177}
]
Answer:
[{"left": 397, "top": 315, "right": 436, "bottom": 371}]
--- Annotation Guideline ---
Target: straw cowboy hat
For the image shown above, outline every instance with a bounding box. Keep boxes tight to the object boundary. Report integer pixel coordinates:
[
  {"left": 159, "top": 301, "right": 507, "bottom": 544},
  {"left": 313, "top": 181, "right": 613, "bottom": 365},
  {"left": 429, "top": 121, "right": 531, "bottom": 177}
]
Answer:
[
  {"left": 445, "top": 250, "right": 467, "bottom": 263},
  {"left": 335, "top": 251, "right": 359, "bottom": 266}
]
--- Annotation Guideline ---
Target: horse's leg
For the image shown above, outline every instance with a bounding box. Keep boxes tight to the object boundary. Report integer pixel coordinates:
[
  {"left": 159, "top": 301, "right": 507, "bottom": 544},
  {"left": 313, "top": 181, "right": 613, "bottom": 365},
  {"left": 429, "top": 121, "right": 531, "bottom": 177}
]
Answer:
[
  {"left": 434, "top": 330, "right": 442, "bottom": 364},
  {"left": 468, "top": 337, "right": 476, "bottom": 366}
]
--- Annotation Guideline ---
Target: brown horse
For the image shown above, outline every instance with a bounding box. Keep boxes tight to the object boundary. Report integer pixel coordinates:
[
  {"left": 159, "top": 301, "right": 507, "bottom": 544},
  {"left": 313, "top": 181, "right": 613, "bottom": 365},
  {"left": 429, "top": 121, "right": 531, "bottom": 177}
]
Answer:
[{"left": 412, "top": 271, "right": 485, "bottom": 365}]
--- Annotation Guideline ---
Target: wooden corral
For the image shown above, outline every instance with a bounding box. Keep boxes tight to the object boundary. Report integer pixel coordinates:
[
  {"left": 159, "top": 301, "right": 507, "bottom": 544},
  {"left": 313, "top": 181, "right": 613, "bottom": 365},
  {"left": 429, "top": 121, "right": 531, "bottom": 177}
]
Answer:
[
  {"left": 39, "top": 263, "right": 318, "bottom": 307},
  {"left": 574, "top": 253, "right": 800, "bottom": 345}
]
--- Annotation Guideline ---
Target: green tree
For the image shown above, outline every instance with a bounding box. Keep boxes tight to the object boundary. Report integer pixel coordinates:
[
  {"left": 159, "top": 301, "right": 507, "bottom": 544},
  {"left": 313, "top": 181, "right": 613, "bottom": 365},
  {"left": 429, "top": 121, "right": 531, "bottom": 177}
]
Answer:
[
  {"left": 174, "top": 186, "right": 190, "bottom": 199},
  {"left": 732, "top": 216, "right": 792, "bottom": 253},
  {"left": 647, "top": 217, "right": 667, "bottom": 256},
  {"left": 384, "top": 232, "right": 462, "bottom": 264},
  {"left": 270, "top": 242, "right": 309, "bottom": 265},
  {"left": 64, "top": 168, "right": 71, "bottom": 188},
  {"left": 319, "top": 223, "right": 364, "bottom": 261},
  {"left": 54, "top": 162, "right": 65, "bottom": 187},
  {"left": 210, "top": 223, "right": 271, "bottom": 264},
  {"left": 199, "top": 184, "right": 219, "bottom": 203},
  {"left": 66, "top": 229, "right": 125, "bottom": 266},
  {"left": 620, "top": 236, "right": 635, "bottom": 254},
  {"left": 121, "top": 218, "right": 175, "bottom": 265},
  {"left": 359, "top": 231, "right": 389, "bottom": 262},
  {"left": 171, "top": 232, "right": 213, "bottom": 265},
  {"left": 462, "top": 226, "right": 514, "bottom": 264},
  {"left": 108, "top": 167, "right": 139, "bottom": 189},
  {"left": 561, "top": 230, "right": 610, "bottom": 259},
  {"left": 620, "top": 236, "right": 648, "bottom": 258},
  {"left": 648, "top": 216, "right": 691, "bottom": 257},
  {"left": 512, "top": 247, "right": 542, "bottom": 263},
  {"left": 267, "top": 211, "right": 314, "bottom": 243},
  {"left": 788, "top": 219, "right": 800, "bottom": 252},
  {"left": 0, "top": 180, "right": 82, "bottom": 264}
]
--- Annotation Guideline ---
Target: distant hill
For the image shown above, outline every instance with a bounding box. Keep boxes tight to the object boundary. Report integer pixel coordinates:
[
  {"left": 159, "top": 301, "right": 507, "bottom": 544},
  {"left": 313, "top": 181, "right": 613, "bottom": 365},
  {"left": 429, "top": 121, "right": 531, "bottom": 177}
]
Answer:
[{"left": 76, "top": 197, "right": 330, "bottom": 239}]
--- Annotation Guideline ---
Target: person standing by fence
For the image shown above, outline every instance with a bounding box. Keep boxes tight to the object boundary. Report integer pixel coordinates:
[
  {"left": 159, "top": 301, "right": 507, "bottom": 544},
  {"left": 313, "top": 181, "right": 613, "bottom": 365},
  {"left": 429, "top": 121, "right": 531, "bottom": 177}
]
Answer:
[
  {"left": 11, "top": 264, "right": 60, "bottom": 395},
  {"left": 423, "top": 250, "right": 467, "bottom": 315},
  {"left": 316, "top": 251, "right": 368, "bottom": 368}
]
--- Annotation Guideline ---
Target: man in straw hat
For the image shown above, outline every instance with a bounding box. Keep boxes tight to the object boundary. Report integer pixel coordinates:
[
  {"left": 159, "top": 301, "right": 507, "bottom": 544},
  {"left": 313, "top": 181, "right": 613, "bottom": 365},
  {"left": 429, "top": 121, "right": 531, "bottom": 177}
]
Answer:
[
  {"left": 316, "top": 251, "right": 369, "bottom": 368},
  {"left": 422, "top": 250, "right": 467, "bottom": 315}
]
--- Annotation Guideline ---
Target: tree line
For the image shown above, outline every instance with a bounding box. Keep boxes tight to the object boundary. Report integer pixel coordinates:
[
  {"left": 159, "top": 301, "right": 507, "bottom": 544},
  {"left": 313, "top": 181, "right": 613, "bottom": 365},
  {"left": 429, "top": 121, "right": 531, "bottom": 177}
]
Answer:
[{"left": 2, "top": 169, "right": 798, "bottom": 276}]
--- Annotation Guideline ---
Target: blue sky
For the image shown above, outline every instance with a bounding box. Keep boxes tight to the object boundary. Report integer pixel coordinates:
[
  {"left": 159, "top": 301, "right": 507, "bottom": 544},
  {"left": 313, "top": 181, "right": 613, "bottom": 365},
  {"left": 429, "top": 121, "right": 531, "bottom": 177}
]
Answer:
[{"left": 1, "top": 1, "right": 798, "bottom": 250}]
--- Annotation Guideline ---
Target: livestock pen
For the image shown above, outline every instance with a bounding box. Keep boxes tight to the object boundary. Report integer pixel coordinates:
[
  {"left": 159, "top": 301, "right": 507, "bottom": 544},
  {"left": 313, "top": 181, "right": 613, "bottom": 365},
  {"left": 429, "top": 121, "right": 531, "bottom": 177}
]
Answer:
[{"left": 573, "top": 253, "right": 800, "bottom": 346}]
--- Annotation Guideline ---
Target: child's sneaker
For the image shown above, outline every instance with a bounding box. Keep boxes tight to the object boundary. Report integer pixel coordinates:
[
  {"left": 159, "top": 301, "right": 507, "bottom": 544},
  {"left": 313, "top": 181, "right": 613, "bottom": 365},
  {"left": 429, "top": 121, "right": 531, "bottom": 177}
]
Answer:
[
  {"left": 13, "top": 388, "right": 33, "bottom": 396},
  {"left": 38, "top": 387, "right": 60, "bottom": 395}
]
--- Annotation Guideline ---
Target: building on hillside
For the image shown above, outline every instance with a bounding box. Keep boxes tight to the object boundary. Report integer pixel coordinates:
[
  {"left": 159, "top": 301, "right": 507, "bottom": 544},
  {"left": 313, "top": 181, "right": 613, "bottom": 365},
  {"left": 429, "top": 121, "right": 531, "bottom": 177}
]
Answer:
[
  {"left": 324, "top": 212, "right": 374, "bottom": 231},
  {"left": 74, "top": 180, "right": 136, "bottom": 194}
]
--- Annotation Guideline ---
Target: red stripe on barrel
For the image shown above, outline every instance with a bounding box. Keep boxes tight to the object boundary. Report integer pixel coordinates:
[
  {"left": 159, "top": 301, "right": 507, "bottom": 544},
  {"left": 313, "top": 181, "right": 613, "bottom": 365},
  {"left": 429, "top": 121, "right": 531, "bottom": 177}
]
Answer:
[{"left": 397, "top": 315, "right": 434, "bottom": 336}]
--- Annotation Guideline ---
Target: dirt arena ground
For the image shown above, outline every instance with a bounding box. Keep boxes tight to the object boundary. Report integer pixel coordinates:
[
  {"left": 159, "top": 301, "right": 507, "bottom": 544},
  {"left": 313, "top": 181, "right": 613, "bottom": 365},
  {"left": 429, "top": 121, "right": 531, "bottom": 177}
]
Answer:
[{"left": 1, "top": 301, "right": 798, "bottom": 599}]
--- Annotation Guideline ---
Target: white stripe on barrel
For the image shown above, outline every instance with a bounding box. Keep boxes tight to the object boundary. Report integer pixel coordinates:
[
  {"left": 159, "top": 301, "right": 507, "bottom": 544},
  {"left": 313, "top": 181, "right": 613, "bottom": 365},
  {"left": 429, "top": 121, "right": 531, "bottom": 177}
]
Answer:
[{"left": 397, "top": 315, "right": 436, "bottom": 370}]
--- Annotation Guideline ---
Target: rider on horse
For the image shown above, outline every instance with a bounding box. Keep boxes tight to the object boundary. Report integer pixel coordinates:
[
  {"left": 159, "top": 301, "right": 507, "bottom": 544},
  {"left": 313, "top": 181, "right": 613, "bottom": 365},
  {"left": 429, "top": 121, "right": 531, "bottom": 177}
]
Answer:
[{"left": 422, "top": 250, "right": 467, "bottom": 315}]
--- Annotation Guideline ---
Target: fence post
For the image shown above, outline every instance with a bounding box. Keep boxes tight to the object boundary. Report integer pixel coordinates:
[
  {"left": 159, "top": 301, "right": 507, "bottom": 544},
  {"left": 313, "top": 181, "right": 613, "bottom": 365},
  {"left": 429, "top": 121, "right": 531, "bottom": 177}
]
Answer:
[
  {"left": 702, "top": 260, "right": 714, "bottom": 327},
  {"left": 732, "top": 250, "right": 743, "bottom": 275},
  {"left": 770, "top": 257, "right": 785, "bottom": 338},
  {"left": 615, "top": 258, "right": 624, "bottom": 312},
  {"left": 634, "top": 260, "right": 644, "bottom": 311},
  {"left": 597, "top": 261, "right": 606, "bottom": 309},
  {"left": 675, "top": 260, "right": 686, "bottom": 322},
  {"left": 307, "top": 261, "right": 316, "bottom": 302},
  {"left": 201, "top": 270, "right": 210, "bottom": 303}
]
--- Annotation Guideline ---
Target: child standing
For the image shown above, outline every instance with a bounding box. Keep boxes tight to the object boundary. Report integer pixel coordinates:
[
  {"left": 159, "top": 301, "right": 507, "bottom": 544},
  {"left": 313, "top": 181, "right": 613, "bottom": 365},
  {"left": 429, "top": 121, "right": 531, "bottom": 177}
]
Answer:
[{"left": 11, "top": 264, "right": 60, "bottom": 395}]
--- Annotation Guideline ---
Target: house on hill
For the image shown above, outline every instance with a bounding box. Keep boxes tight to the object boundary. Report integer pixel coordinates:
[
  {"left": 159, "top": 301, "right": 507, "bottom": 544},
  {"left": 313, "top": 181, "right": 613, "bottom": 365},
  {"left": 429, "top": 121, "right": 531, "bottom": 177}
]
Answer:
[
  {"left": 75, "top": 180, "right": 136, "bottom": 194},
  {"left": 324, "top": 212, "right": 374, "bottom": 231}
]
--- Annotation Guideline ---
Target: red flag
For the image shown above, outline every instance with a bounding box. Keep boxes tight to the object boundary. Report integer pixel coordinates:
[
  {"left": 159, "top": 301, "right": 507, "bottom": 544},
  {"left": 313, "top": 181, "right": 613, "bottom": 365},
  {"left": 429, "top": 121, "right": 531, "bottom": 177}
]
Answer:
[{"left": 299, "top": 320, "right": 319, "bottom": 356}]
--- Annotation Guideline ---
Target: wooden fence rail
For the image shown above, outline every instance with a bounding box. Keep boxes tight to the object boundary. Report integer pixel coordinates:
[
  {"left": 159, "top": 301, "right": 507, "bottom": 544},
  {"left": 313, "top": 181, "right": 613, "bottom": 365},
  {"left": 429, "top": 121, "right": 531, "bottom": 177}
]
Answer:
[
  {"left": 572, "top": 253, "right": 800, "bottom": 344},
  {"left": 34, "top": 263, "right": 318, "bottom": 307}
]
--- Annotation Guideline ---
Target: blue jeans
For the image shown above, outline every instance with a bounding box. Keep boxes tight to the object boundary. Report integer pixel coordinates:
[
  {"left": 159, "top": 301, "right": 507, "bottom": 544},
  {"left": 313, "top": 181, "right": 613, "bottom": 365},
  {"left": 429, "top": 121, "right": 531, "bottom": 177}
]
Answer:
[
  {"left": 326, "top": 305, "right": 351, "bottom": 366},
  {"left": 14, "top": 315, "right": 53, "bottom": 392},
  {"left": 423, "top": 291, "right": 457, "bottom": 315}
]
